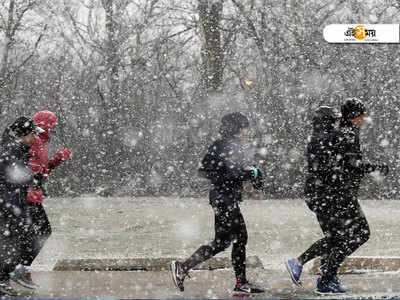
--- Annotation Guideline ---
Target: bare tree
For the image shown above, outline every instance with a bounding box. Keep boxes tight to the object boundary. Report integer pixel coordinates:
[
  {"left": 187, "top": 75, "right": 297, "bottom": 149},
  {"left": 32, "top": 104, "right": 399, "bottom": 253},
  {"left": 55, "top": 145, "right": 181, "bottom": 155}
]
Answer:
[
  {"left": 0, "top": 0, "right": 47, "bottom": 114},
  {"left": 198, "top": 0, "right": 224, "bottom": 91},
  {"left": 51, "top": 0, "right": 201, "bottom": 195}
]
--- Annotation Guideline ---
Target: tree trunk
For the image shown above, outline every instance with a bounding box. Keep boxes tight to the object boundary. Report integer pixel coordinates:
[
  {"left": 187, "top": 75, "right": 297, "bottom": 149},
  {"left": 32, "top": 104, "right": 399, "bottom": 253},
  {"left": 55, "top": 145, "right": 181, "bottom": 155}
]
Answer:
[
  {"left": 0, "top": 0, "right": 16, "bottom": 113},
  {"left": 99, "top": 0, "right": 123, "bottom": 194},
  {"left": 198, "top": 0, "right": 224, "bottom": 91}
]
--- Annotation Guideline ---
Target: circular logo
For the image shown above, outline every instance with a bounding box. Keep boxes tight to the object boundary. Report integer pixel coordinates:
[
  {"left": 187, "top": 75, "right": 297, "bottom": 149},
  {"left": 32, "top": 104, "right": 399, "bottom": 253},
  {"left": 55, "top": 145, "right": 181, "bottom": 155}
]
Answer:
[{"left": 354, "top": 25, "right": 367, "bottom": 40}]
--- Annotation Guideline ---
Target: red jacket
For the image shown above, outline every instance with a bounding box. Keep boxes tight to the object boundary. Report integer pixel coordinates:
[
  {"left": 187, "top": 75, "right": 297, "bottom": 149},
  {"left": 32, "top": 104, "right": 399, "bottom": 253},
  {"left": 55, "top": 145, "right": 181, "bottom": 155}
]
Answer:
[{"left": 27, "top": 111, "right": 71, "bottom": 203}]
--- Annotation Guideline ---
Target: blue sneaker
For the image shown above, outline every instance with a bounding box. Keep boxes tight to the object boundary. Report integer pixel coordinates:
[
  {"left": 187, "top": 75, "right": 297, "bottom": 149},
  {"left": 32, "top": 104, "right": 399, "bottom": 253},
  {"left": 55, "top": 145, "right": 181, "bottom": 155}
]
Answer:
[
  {"left": 315, "top": 277, "right": 347, "bottom": 295},
  {"left": 285, "top": 258, "right": 303, "bottom": 287}
]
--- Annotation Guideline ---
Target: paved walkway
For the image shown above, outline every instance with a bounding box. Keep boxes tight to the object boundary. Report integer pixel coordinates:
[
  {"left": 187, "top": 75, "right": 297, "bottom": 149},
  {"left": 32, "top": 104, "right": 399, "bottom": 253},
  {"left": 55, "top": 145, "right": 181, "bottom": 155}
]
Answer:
[
  {"left": 13, "top": 269, "right": 400, "bottom": 299},
  {"left": 19, "top": 196, "right": 400, "bottom": 298},
  {"left": 35, "top": 197, "right": 400, "bottom": 271}
]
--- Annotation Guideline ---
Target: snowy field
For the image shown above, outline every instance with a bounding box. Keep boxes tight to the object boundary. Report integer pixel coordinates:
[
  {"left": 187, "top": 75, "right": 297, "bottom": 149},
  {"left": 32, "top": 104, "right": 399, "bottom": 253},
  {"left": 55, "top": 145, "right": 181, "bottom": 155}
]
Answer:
[{"left": 34, "top": 197, "right": 400, "bottom": 272}]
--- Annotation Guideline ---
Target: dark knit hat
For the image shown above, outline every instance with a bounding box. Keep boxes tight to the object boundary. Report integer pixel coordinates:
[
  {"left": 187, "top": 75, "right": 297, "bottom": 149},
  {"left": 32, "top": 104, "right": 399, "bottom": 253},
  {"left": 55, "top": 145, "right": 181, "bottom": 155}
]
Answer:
[
  {"left": 219, "top": 112, "right": 249, "bottom": 137},
  {"left": 10, "top": 117, "right": 44, "bottom": 137},
  {"left": 341, "top": 98, "right": 366, "bottom": 120}
]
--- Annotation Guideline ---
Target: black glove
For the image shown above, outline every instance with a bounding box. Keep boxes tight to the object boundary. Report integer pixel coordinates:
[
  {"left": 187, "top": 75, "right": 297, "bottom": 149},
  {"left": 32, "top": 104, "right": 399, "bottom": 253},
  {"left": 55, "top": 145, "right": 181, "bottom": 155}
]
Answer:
[
  {"left": 32, "top": 173, "right": 44, "bottom": 190},
  {"left": 378, "top": 164, "right": 389, "bottom": 176},
  {"left": 252, "top": 167, "right": 264, "bottom": 190}
]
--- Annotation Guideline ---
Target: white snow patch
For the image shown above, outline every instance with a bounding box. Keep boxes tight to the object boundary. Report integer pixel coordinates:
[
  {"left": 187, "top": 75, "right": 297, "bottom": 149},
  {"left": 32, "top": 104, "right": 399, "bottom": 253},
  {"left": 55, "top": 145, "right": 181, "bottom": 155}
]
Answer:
[
  {"left": 5, "top": 164, "right": 32, "bottom": 184},
  {"left": 380, "top": 139, "right": 389, "bottom": 147}
]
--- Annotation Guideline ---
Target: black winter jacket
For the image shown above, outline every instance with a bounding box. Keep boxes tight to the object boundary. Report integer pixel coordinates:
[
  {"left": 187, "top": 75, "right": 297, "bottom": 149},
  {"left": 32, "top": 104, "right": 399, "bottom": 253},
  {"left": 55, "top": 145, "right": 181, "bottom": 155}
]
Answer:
[
  {"left": 339, "top": 120, "right": 378, "bottom": 199},
  {"left": 304, "top": 126, "right": 343, "bottom": 212},
  {"left": 0, "top": 136, "right": 33, "bottom": 211},
  {"left": 305, "top": 120, "right": 380, "bottom": 213},
  {"left": 198, "top": 137, "right": 254, "bottom": 206}
]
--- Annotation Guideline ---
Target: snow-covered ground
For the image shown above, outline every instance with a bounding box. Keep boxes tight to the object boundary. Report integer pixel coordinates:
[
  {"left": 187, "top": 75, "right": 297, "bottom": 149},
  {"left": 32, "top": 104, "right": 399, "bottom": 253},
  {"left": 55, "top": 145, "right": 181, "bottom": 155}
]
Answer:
[{"left": 34, "top": 196, "right": 400, "bottom": 272}]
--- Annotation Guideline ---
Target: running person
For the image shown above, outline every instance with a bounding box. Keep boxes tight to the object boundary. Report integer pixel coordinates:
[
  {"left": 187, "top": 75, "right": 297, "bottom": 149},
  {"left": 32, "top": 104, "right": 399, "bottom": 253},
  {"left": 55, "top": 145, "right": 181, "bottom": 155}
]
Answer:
[
  {"left": 170, "top": 112, "right": 264, "bottom": 297},
  {"left": 11, "top": 110, "right": 71, "bottom": 289},
  {"left": 285, "top": 101, "right": 388, "bottom": 294},
  {"left": 0, "top": 117, "right": 44, "bottom": 296}
]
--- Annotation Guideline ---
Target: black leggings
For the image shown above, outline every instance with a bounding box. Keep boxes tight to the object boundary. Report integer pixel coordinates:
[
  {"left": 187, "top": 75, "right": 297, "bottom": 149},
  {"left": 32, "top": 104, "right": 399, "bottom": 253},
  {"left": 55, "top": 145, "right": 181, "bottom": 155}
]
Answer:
[
  {"left": 0, "top": 201, "right": 32, "bottom": 281},
  {"left": 183, "top": 203, "right": 248, "bottom": 281},
  {"left": 21, "top": 202, "right": 52, "bottom": 267},
  {"left": 299, "top": 201, "right": 370, "bottom": 280}
]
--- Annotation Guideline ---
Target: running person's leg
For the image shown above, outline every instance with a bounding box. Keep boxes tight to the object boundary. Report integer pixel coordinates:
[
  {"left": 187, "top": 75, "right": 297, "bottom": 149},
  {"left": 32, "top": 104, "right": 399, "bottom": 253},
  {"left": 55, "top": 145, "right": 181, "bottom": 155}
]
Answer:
[
  {"left": 231, "top": 208, "right": 247, "bottom": 283},
  {"left": 171, "top": 203, "right": 235, "bottom": 292},
  {"left": 0, "top": 206, "right": 27, "bottom": 296},
  {"left": 231, "top": 208, "right": 264, "bottom": 296},
  {"left": 323, "top": 202, "right": 370, "bottom": 284},
  {"left": 171, "top": 202, "right": 264, "bottom": 294},
  {"left": 183, "top": 204, "right": 235, "bottom": 270},
  {"left": 342, "top": 203, "right": 370, "bottom": 254},
  {"left": 316, "top": 202, "right": 369, "bottom": 294},
  {"left": 298, "top": 213, "right": 333, "bottom": 265},
  {"left": 314, "top": 214, "right": 350, "bottom": 294},
  {"left": 20, "top": 203, "right": 52, "bottom": 267},
  {"left": 13, "top": 203, "right": 50, "bottom": 289},
  {"left": 286, "top": 209, "right": 334, "bottom": 287}
]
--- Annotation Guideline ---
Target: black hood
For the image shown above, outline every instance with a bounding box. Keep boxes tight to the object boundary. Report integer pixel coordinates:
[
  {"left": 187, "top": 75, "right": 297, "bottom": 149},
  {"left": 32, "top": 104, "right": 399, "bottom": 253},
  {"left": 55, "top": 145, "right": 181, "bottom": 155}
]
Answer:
[
  {"left": 219, "top": 112, "right": 249, "bottom": 138},
  {"left": 1, "top": 127, "right": 30, "bottom": 155},
  {"left": 312, "top": 106, "right": 341, "bottom": 132}
]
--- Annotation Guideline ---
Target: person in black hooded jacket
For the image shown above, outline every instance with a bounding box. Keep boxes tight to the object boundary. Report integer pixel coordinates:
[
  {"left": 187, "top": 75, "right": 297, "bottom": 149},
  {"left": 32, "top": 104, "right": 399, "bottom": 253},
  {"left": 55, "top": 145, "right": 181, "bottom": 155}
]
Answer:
[
  {"left": 313, "top": 99, "right": 387, "bottom": 294},
  {"left": 0, "top": 117, "right": 43, "bottom": 296},
  {"left": 170, "top": 112, "right": 264, "bottom": 297},
  {"left": 286, "top": 101, "right": 389, "bottom": 295},
  {"left": 285, "top": 106, "right": 345, "bottom": 292},
  {"left": 320, "top": 99, "right": 388, "bottom": 286}
]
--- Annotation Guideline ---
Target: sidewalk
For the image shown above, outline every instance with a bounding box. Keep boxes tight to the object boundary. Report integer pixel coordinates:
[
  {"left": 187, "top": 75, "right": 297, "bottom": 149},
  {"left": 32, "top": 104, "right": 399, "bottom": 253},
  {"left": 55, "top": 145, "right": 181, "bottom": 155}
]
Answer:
[
  {"left": 15, "top": 269, "right": 400, "bottom": 299},
  {"left": 34, "top": 197, "right": 400, "bottom": 271},
  {"left": 21, "top": 196, "right": 400, "bottom": 298}
]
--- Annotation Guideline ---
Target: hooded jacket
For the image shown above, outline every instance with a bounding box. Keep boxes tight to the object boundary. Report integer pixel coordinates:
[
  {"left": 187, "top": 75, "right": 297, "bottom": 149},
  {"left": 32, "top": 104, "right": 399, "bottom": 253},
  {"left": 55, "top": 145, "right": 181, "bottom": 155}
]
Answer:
[
  {"left": 305, "top": 116, "right": 382, "bottom": 213},
  {"left": 304, "top": 116, "right": 343, "bottom": 213},
  {"left": 199, "top": 136, "right": 254, "bottom": 206},
  {"left": 27, "top": 111, "right": 70, "bottom": 203},
  {"left": 30, "top": 111, "right": 59, "bottom": 175},
  {"left": 0, "top": 129, "right": 34, "bottom": 210},
  {"left": 198, "top": 113, "right": 254, "bottom": 207},
  {"left": 338, "top": 119, "right": 379, "bottom": 199}
]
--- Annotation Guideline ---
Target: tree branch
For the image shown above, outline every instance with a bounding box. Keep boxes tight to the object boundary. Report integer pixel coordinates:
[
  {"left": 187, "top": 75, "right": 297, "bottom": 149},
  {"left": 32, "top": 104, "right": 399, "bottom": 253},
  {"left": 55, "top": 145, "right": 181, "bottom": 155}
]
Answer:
[
  {"left": 231, "top": 0, "right": 267, "bottom": 60},
  {"left": 16, "top": 24, "right": 47, "bottom": 69}
]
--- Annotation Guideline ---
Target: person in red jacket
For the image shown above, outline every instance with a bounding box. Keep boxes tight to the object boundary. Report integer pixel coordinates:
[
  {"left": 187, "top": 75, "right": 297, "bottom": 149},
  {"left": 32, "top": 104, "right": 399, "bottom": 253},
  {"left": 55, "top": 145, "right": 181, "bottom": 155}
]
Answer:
[{"left": 11, "top": 110, "right": 71, "bottom": 289}]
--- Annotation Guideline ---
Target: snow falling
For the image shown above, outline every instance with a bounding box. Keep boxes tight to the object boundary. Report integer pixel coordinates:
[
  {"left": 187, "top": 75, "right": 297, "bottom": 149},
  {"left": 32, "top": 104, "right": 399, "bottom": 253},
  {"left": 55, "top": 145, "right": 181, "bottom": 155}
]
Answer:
[{"left": 0, "top": 0, "right": 399, "bottom": 298}]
